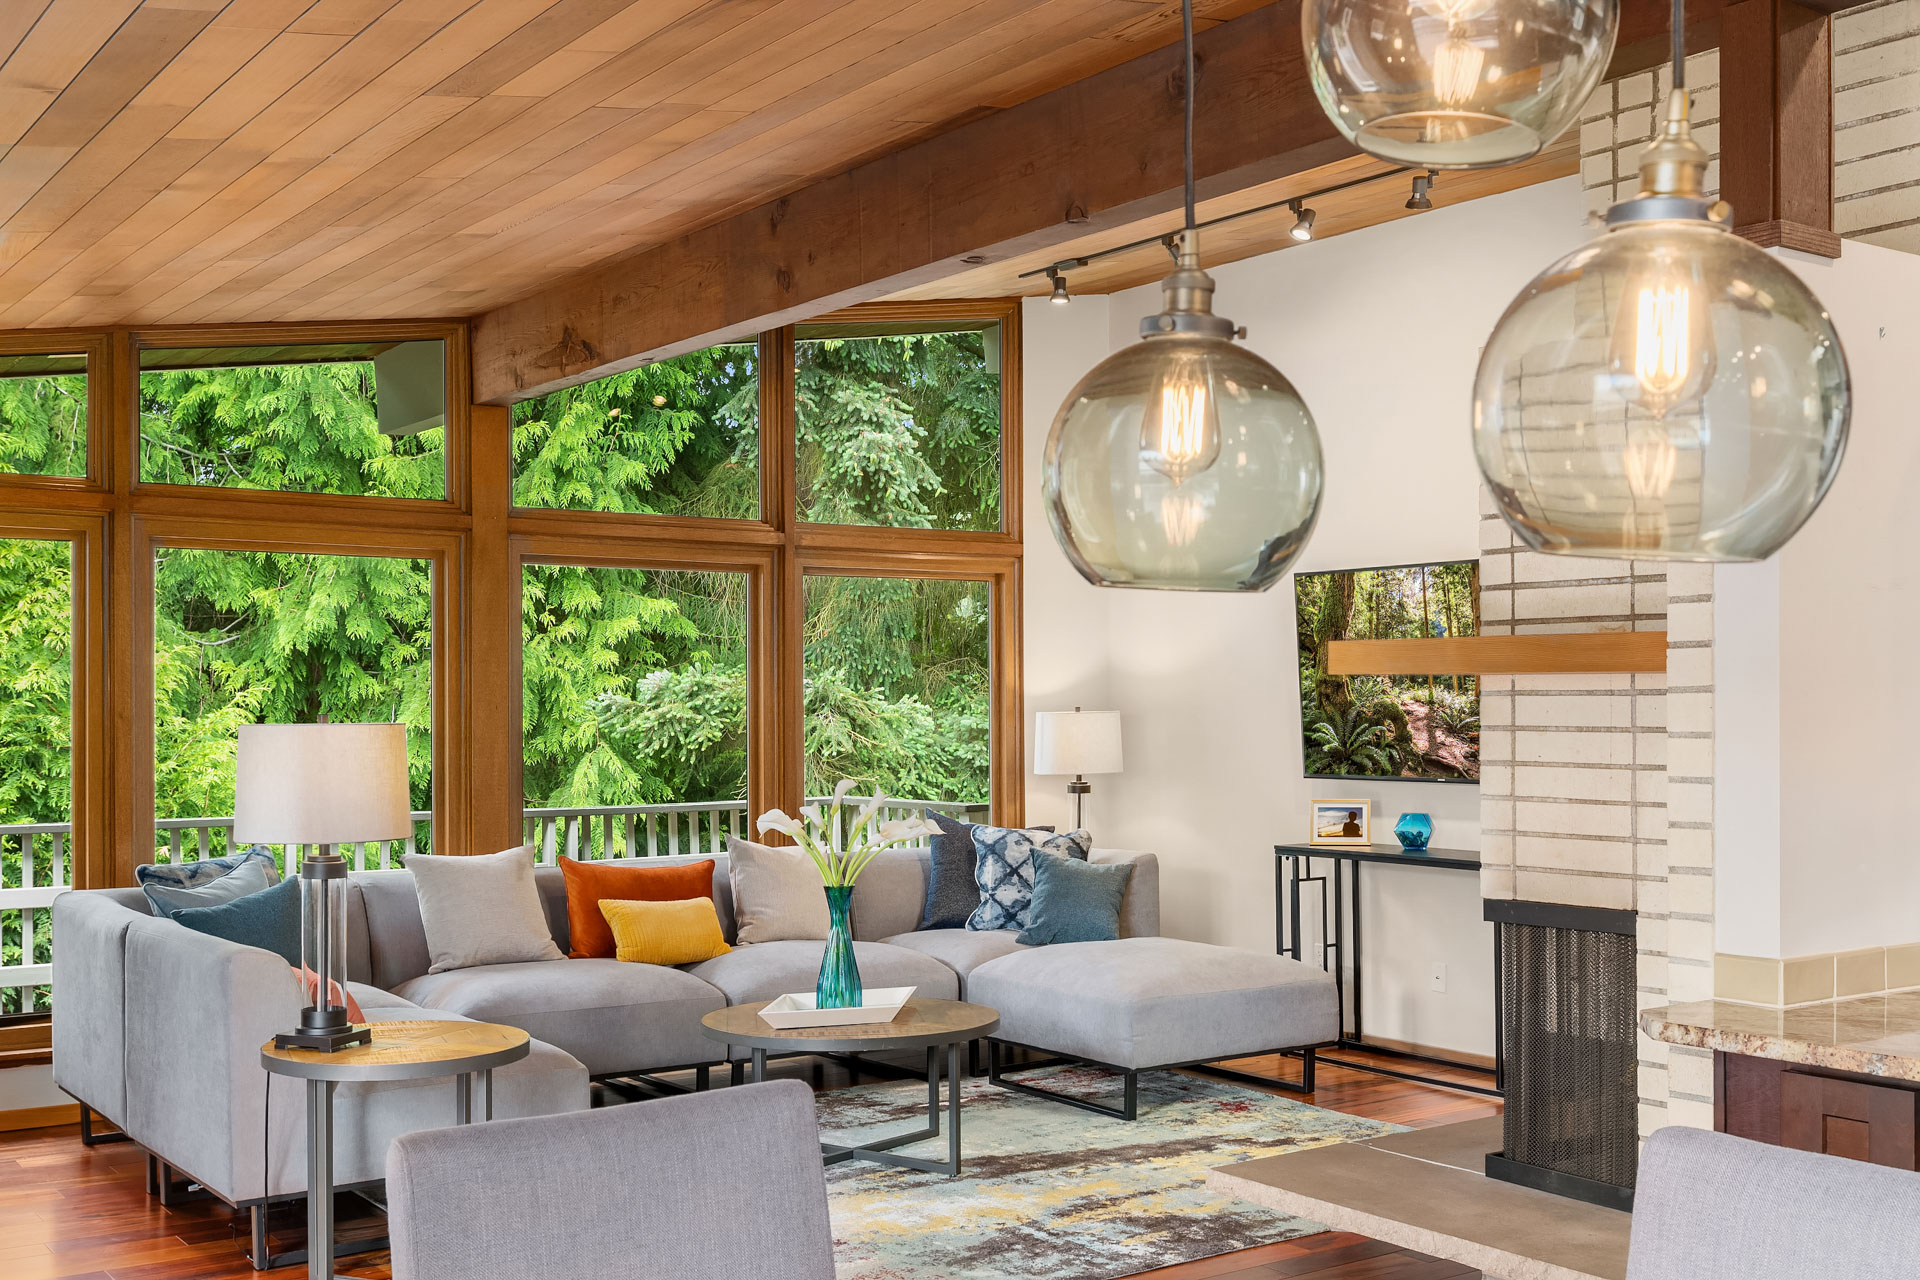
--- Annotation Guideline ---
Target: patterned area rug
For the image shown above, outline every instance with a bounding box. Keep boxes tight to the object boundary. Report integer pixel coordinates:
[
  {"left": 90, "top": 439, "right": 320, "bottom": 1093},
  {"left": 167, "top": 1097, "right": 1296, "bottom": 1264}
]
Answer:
[{"left": 817, "top": 1066, "right": 1399, "bottom": 1280}]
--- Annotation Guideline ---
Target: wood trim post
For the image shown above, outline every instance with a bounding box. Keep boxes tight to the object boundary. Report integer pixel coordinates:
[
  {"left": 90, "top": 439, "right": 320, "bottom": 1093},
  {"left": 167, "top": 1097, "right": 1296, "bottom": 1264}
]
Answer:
[
  {"left": 1721, "top": 0, "right": 1841, "bottom": 257},
  {"left": 466, "top": 403, "right": 517, "bottom": 850}
]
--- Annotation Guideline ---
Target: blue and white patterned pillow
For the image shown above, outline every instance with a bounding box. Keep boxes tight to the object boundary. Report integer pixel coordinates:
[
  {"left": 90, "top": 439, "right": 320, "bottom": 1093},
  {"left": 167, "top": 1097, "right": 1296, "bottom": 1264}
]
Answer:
[
  {"left": 966, "top": 825, "right": 1092, "bottom": 932},
  {"left": 136, "top": 846, "right": 280, "bottom": 917}
]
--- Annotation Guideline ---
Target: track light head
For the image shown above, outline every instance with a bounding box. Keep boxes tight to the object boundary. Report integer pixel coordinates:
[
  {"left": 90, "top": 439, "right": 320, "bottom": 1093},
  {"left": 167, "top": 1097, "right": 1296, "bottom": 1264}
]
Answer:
[
  {"left": 1048, "top": 268, "right": 1071, "bottom": 305},
  {"left": 1406, "top": 172, "right": 1436, "bottom": 211},
  {"left": 1288, "top": 202, "right": 1317, "bottom": 242}
]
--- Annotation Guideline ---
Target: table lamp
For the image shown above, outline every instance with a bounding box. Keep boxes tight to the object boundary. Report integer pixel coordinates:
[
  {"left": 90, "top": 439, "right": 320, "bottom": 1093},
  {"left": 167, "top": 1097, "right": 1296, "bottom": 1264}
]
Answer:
[
  {"left": 1033, "top": 708, "right": 1123, "bottom": 830},
  {"left": 235, "top": 722, "right": 411, "bottom": 1052}
]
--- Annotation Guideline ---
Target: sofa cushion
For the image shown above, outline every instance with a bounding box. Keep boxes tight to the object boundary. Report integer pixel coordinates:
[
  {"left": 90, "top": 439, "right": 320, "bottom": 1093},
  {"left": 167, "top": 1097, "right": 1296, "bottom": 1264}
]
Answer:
[
  {"left": 967, "top": 937, "right": 1338, "bottom": 1070},
  {"left": 726, "top": 838, "right": 829, "bottom": 944},
  {"left": 138, "top": 848, "right": 279, "bottom": 916},
  {"left": 689, "top": 941, "right": 959, "bottom": 1008},
  {"left": 347, "top": 981, "right": 419, "bottom": 1014},
  {"left": 392, "top": 959, "right": 726, "bottom": 1075},
  {"left": 601, "top": 897, "right": 731, "bottom": 966},
  {"left": 560, "top": 856, "right": 715, "bottom": 959},
  {"left": 168, "top": 876, "right": 303, "bottom": 964},
  {"left": 967, "top": 826, "right": 1091, "bottom": 932},
  {"left": 1018, "top": 855, "right": 1133, "bottom": 946},
  {"left": 878, "top": 928, "right": 1029, "bottom": 993},
  {"left": 408, "top": 846, "right": 564, "bottom": 974}
]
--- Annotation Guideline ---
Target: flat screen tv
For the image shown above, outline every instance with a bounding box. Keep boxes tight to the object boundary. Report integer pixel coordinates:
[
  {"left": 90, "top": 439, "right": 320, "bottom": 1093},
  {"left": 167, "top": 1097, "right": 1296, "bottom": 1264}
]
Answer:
[{"left": 1296, "top": 560, "right": 1479, "bottom": 782}]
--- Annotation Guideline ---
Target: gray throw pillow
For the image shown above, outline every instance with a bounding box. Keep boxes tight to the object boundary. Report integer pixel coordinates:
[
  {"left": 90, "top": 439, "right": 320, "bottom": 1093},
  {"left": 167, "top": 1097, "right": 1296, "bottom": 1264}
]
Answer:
[
  {"left": 727, "top": 837, "right": 829, "bottom": 944},
  {"left": 406, "top": 845, "right": 563, "bottom": 974},
  {"left": 967, "top": 825, "right": 1092, "bottom": 932},
  {"left": 919, "top": 811, "right": 1053, "bottom": 930},
  {"left": 169, "top": 876, "right": 304, "bottom": 965},
  {"left": 138, "top": 846, "right": 280, "bottom": 917},
  {"left": 1018, "top": 854, "right": 1134, "bottom": 946}
]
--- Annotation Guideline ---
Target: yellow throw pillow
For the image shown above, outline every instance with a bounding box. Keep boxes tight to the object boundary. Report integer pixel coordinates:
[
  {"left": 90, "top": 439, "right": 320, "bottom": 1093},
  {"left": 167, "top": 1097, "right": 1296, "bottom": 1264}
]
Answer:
[{"left": 599, "top": 896, "right": 732, "bottom": 966}]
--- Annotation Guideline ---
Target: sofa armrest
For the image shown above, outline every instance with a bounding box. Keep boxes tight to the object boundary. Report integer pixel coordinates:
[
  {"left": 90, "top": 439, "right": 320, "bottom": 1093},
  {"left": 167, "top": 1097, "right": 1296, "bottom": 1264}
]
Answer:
[
  {"left": 51, "top": 889, "right": 153, "bottom": 1126},
  {"left": 1090, "top": 849, "right": 1159, "bottom": 938}
]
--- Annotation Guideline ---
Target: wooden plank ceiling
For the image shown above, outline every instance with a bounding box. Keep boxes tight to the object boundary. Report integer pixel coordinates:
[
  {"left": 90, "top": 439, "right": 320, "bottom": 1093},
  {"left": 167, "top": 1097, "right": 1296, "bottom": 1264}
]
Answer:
[{"left": 0, "top": 0, "right": 1273, "bottom": 331}]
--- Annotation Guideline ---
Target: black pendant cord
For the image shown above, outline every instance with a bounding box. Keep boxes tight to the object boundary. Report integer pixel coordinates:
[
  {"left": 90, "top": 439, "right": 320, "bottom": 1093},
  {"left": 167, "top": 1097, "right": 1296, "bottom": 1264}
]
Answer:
[
  {"left": 1182, "top": 0, "right": 1196, "bottom": 234},
  {"left": 1671, "top": 0, "right": 1685, "bottom": 91}
]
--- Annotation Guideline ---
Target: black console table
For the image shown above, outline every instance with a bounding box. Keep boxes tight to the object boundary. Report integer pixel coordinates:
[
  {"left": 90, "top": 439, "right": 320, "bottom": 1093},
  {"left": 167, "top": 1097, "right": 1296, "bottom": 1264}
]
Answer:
[{"left": 1274, "top": 842, "right": 1502, "bottom": 1098}]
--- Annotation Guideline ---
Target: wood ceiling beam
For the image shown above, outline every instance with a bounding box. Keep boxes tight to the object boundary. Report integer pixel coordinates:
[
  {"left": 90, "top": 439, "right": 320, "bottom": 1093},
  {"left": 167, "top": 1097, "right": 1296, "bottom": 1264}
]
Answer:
[{"left": 471, "top": 0, "right": 1725, "bottom": 405}]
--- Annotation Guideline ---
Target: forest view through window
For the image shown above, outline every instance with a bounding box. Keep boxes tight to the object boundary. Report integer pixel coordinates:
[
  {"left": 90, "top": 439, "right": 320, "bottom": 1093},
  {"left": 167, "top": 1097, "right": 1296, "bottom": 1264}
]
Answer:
[
  {"left": 153, "top": 548, "right": 435, "bottom": 867},
  {"left": 0, "top": 537, "right": 71, "bottom": 1016},
  {"left": 139, "top": 341, "right": 448, "bottom": 500},
  {"left": 523, "top": 565, "right": 750, "bottom": 857},
  {"left": 0, "top": 354, "right": 87, "bottom": 479},
  {"left": 804, "top": 575, "right": 991, "bottom": 810}
]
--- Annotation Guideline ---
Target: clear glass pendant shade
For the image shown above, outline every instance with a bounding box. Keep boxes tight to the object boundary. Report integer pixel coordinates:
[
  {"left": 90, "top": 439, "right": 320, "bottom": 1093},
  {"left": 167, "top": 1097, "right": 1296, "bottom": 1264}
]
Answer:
[
  {"left": 1474, "top": 218, "right": 1849, "bottom": 560},
  {"left": 1045, "top": 333, "right": 1324, "bottom": 591},
  {"left": 1303, "top": 0, "right": 1618, "bottom": 167}
]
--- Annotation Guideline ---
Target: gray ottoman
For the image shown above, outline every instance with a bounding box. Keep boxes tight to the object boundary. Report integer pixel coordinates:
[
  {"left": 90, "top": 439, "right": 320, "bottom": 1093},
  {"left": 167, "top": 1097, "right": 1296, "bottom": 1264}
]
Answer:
[{"left": 966, "top": 937, "right": 1338, "bottom": 1119}]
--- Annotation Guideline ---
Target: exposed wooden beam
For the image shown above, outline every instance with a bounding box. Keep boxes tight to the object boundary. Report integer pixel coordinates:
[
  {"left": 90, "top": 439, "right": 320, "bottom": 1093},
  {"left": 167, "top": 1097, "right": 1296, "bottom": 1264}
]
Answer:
[
  {"left": 472, "top": 0, "right": 1723, "bottom": 405},
  {"left": 1328, "top": 633, "right": 1669, "bottom": 676},
  {"left": 1722, "top": 0, "right": 1841, "bottom": 257}
]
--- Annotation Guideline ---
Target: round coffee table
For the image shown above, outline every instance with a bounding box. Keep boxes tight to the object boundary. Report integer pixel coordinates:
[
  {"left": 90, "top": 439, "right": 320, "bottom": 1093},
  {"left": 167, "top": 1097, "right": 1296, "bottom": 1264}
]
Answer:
[{"left": 701, "top": 997, "right": 998, "bottom": 1177}]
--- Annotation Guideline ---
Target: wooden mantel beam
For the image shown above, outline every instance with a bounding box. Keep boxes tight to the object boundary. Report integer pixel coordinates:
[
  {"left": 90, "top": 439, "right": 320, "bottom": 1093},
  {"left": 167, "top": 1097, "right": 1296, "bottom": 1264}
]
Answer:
[{"left": 471, "top": 0, "right": 1724, "bottom": 405}]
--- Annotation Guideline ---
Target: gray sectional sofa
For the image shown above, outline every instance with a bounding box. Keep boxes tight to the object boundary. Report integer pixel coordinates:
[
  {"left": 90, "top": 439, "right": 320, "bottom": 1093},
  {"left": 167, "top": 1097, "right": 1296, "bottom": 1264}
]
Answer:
[{"left": 55, "top": 842, "right": 1336, "bottom": 1253}]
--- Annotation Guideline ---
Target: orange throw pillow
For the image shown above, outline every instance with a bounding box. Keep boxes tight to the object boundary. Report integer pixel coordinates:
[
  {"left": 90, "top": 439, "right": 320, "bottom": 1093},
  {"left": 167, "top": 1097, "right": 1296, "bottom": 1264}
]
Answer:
[{"left": 559, "top": 856, "right": 716, "bottom": 959}]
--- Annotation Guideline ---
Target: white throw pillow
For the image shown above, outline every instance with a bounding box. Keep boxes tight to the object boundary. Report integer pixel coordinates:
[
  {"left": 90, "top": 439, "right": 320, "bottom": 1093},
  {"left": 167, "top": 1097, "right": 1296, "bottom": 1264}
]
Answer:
[
  {"left": 727, "top": 837, "right": 829, "bottom": 945},
  {"left": 407, "top": 845, "right": 564, "bottom": 974}
]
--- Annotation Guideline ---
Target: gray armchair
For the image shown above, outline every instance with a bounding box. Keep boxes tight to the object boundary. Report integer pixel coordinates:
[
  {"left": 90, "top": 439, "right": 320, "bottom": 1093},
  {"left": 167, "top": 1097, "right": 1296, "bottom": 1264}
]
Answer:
[
  {"left": 1628, "top": 1125, "right": 1920, "bottom": 1280},
  {"left": 386, "top": 1079, "right": 836, "bottom": 1280}
]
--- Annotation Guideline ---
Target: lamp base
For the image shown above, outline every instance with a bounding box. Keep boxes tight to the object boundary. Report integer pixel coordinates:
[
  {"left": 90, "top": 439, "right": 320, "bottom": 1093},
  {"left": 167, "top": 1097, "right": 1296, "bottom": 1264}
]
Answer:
[{"left": 274, "top": 1025, "right": 373, "bottom": 1053}]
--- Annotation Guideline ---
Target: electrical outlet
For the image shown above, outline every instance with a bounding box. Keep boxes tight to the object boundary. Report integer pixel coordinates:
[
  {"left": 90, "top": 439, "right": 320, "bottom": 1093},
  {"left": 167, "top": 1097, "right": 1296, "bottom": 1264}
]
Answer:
[{"left": 1428, "top": 962, "right": 1448, "bottom": 993}]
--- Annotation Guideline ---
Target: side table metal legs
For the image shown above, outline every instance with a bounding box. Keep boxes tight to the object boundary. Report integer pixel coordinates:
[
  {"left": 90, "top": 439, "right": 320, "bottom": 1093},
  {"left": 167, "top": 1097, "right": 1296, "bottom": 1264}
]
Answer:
[
  {"left": 305, "top": 1078, "right": 337, "bottom": 1280},
  {"left": 453, "top": 1069, "right": 494, "bottom": 1124}
]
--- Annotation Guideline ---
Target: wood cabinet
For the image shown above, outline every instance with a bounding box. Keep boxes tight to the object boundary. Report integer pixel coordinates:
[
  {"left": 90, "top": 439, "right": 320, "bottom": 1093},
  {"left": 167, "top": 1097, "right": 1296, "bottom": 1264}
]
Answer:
[{"left": 1717, "top": 1051, "right": 1920, "bottom": 1169}]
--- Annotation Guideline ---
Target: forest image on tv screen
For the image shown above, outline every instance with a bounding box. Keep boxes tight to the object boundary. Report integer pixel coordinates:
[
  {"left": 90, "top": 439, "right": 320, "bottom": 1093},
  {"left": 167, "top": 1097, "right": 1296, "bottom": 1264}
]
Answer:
[{"left": 1297, "top": 562, "right": 1479, "bottom": 782}]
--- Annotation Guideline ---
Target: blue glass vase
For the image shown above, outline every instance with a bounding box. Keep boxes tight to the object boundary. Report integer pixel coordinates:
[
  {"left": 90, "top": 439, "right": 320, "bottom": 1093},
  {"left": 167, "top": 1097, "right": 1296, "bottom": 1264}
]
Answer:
[
  {"left": 816, "top": 885, "right": 863, "bottom": 1010},
  {"left": 1393, "top": 813, "right": 1433, "bottom": 851}
]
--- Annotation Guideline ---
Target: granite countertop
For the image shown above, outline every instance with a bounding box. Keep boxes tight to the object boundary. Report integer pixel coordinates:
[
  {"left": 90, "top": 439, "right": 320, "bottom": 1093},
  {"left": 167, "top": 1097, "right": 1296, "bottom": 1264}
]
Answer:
[{"left": 1642, "top": 992, "right": 1920, "bottom": 1081}]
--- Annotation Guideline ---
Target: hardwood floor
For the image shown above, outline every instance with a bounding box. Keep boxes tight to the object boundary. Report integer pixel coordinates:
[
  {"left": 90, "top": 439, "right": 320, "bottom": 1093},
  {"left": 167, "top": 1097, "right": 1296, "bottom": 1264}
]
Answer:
[{"left": 0, "top": 1048, "right": 1499, "bottom": 1280}]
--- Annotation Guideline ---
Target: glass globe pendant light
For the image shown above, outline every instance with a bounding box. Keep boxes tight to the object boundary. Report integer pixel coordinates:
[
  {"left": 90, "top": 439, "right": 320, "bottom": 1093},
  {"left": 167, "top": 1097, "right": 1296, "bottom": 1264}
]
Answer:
[
  {"left": 1043, "top": 0, "right": 1324, "bottom": 592},
  {"left": 1304, "top": 0, "right": 1618, "bottom": 168},
  {"left": 1472, "top": 2, "right": 1850, "bottom": 560}
]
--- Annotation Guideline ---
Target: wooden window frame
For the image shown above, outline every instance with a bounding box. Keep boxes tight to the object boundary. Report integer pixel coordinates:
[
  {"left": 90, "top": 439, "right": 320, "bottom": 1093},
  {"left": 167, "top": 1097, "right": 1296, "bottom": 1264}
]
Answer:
[{"left": 0, "top": 299, "right": 1025, "bottom": 1051}]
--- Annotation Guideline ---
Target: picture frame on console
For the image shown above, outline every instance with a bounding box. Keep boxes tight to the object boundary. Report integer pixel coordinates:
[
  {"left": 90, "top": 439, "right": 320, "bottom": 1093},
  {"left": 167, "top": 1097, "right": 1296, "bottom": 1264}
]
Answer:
[{"left": 1308, "top": 800, "right": 1370, "bottom": 847}]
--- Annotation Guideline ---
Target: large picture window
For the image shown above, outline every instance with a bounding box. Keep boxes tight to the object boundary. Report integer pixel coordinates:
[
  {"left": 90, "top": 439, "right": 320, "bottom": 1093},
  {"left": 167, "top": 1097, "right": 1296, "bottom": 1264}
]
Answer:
[
  {"left": 153, "top": 548, "right": 434, "bottom": 870},
  {"left": 795, "top": 320, "right": 1002, "bottom": 531},
  {"left": 511, "top": 342, "right": 759, "bottom": 518},
  {"left": 522, "top": 564, "right": 750, "bottom": 856},
  {"left": 139, "top": 340, "right": 448, "bottom": 501},
  {"left": 0, "top": 536, "right": 70, "bottom": 1016},
  {"left": 0, "top": 353, "right": 87, "bottom": 479}
]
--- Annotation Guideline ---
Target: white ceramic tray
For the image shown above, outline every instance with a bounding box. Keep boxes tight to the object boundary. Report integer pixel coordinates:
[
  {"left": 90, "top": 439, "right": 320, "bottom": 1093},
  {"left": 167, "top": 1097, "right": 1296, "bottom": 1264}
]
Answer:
[{"left": 757, "top": 987, "right": 916, "bottom": 1029}]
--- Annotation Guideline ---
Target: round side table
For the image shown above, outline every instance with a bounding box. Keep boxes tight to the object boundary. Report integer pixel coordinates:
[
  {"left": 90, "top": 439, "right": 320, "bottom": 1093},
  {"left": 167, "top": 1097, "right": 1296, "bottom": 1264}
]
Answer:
[
  {"left": 701, "top": 997, "right": 998, "bottom": 1177},
  {"left": 261, "top": 1019, "right": 530, "bottom": 1280}
]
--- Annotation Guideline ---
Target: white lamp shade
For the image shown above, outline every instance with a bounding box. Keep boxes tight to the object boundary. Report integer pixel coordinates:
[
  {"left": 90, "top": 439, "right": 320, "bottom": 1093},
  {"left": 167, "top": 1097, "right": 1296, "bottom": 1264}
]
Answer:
[
  {"left": 234, "top": 723, "right": 413, "bottom": 846},
  {"left": 1033, "top": 710, "right": 1124, "bottom": 776}
]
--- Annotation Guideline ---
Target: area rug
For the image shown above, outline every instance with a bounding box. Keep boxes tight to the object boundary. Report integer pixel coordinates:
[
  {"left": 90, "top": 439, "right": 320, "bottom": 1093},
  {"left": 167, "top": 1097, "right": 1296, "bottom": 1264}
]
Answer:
[{"left": 817, "top": 1065, "right": 1400, "bottom": 1280}]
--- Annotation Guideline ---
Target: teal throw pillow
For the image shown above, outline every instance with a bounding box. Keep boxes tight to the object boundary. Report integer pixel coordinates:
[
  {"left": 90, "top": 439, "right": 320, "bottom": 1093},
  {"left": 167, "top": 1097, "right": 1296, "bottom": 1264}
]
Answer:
[
  {"left": 138, "top": 846, "right": 279, "bottom": 916},
  {"left": 167, "top": 876, "right": 303, "bottom": 965},
  {"left": 1018, "top": 854, "right": 1133, "bottom": 946}
]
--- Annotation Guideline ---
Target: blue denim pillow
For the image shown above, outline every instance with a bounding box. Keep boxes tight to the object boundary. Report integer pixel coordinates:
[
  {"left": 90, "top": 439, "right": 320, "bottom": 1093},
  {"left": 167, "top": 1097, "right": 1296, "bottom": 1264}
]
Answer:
[
  {"left": 138, "top": 846, "right": 279, "bottom": 917},
  {"left": 167, "top": 876, "right": 303, "bottom": 965},
  {"left": 1018, "top": 854, "right": 1133, "bottom": 946},
  {"left": 967, "top": 825, "right": 1091, "bottom": 932}
]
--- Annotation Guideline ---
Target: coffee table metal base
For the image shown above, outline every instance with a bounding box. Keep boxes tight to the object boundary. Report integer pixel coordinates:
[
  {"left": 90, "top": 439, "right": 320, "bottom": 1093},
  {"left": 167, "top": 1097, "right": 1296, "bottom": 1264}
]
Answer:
[{"left": 750, "top": 1041, "right": 965, "bottom": 1177}]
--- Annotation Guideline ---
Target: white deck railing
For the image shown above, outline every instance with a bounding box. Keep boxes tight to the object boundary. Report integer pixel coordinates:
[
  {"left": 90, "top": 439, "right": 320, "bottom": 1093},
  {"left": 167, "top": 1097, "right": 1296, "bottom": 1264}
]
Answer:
[{"left": 0, "top": 795, "right": 986, "bottom": 1014}]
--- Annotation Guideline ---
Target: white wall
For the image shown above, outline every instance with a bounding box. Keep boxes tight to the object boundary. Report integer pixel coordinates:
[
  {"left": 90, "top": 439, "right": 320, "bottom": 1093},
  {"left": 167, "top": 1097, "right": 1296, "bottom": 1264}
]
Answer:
[
  {"left": 1024, "top": 178, "right": 1593, "bottom": 1057},
  {"left": 0, "top": 1063, "right": 65, "bottom": 1113},
  {"left": 1712, "top": 241, "right": 1920, "bottom": 959}
]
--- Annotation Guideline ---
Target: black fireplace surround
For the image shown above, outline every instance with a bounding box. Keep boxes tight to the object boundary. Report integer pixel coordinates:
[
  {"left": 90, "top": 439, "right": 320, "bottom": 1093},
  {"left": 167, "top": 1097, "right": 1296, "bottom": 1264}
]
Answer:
[{"left": 1484, "top": 899, "right": 1639, "bottom": 1211}]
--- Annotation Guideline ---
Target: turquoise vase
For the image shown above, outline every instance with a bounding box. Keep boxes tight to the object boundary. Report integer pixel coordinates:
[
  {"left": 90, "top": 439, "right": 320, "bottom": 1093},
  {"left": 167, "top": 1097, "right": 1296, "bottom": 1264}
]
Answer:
[
  {"left": 816, "top": 885, "right": 863, "bottom": 1010},
  {"left": 1393, "top": 812, "right": 1434, "bottom": 851}
]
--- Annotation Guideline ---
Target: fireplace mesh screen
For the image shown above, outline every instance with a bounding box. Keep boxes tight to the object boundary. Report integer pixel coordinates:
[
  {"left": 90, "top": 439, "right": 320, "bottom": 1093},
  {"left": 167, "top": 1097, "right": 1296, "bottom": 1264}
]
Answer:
[{"left": 1498, "top": 920, "right": 1639, "bottom": 1192}]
